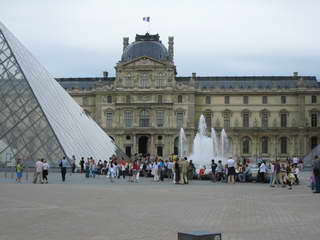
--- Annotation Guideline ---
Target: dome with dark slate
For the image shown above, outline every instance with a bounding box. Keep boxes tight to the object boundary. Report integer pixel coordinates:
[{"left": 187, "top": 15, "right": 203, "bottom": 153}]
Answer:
[{"left": 121, "top": 33, "right": 169, "bottom": 62}]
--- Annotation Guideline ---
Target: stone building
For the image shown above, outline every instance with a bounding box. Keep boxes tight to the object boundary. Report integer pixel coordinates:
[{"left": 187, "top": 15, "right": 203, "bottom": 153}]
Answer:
[{"left": 57, "top": 33, "right": 320, "bottom": 163}]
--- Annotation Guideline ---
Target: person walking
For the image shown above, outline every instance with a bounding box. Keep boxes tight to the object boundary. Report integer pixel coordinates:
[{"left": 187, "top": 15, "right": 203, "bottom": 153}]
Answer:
[
  {"left": 152, "top": 159, "right": 159, "bottom": 182},
  {"left": 33, "top": 159, "right": 43, "bottom": 184},
  {"left": 42, "top": 159, "right": 49, "bottom": 184},
  {"left": 15, "top": 159, "right": 24, "bottom": 184},
  {"left": 108, "top": 162, "right": 116, "bottom": 183},
  {"left": 312, "top": 155, "right": 320, "bottom": 193},
  {"left": 133, "top": 160, "right": 140, "bottom": 183},
  {"left": 216, "top": 160, "right": 224, "bottom": 182},
  {"left": 59, "top": 156, "right": 68, "bottom": 182}
]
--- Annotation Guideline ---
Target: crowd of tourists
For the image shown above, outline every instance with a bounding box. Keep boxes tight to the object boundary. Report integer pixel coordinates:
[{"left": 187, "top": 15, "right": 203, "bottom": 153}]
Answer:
[{"left": 13, "top": 153, "right": 320, "bottom": 194}]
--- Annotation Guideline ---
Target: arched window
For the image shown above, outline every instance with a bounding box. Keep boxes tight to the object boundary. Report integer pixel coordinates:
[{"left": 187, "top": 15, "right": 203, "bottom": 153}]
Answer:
[
  {"left": 242, "top": 110, "right": 250, "bottom": 128},
  {"left": 178, "top": 95, "right": 183, "bottom": 103},
  {"left": 311, "top": 136, "right": 318, "bottom": 150},
  {"left": 204, "top": 111, "right": 212, "bottom": 130},
  {"left": 280, "top": 137, "right": 288, "bottom": 154},
  {"left": 261, "top": 136, "right": 268, "bottom": 154},
  {"left": 242, "top": 137, "right": 251, "bottom": 154},
  {"left": 205, "top": 96, "right": 211, "bottom": 104},
  {"left": 139, "top": 110, "right": 150, "bottom": 127},
  {"left": 158, "top": 95, "right": 163, "bottom": 104},
  {"left": 261, "top": 110, "right": 269, "bottom": 128}
]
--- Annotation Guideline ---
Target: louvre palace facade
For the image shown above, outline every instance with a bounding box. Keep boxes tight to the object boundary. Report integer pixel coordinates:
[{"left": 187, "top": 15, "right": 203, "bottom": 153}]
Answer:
[{"left": 57, "top": 33, "right": 320, "bottom": 162}]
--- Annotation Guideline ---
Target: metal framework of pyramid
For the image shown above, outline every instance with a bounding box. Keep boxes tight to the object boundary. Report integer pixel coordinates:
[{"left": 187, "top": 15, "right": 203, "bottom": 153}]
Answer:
[{"left": 0, "top": 21, "right": 120, "bottom": 167}]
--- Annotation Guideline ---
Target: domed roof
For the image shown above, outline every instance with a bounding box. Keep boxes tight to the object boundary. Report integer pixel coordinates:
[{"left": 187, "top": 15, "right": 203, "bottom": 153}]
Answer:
[{"left": 121, "top": 33, "right": 169, "bottom": 62}]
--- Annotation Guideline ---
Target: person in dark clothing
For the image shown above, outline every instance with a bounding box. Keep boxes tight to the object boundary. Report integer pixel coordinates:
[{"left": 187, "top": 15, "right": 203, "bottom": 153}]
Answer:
[
  {"left": 313, "top": 155, "right": 320, "bottom": 193},
  {"left": 59, "top": 156, "right": 68, "bottom": 182},
  {"left": 211, "top": 159, "right": 217, "bottom": 182},
  {"left": 174, "top": 158, "right": 180, "bottom": 184},
  {"left": 80, "top": 157, "right": 85, "bottom": 173}
]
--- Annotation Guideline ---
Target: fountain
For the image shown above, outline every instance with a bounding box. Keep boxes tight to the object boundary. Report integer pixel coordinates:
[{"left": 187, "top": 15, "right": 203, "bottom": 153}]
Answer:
[{"left": 180, "top": 114, "right": 231, "bottom": 169}]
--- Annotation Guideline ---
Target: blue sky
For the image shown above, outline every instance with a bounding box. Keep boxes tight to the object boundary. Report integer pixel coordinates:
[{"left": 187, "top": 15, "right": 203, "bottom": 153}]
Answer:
[{"left": 1, "top": 0, "right": 319, "bottom": 79}]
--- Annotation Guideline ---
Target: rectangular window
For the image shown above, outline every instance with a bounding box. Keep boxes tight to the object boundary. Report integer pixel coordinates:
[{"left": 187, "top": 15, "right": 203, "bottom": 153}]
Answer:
[
  {"left": 155, "top": 73, "right": 165, "bottom": 88},
  {"left": 243, "top": 96, "right": 249, "bottom": 104},
  {"left": 280, "top": 114, "right": 287, "bottom": 128},
  {"left": 205, "top": 96, "right": 211, "bottom": 104},
  {"left": 311, "top": 113, "right": 318, "bottom": 127},
  {"left": 124, "top": 111, "right": 133, "bottom": 128},
  {"left": 312, "top": 95, "right": 317, "bottom": 104},
  {"left": 224, "top": 96, "right": 230, "bottom": 104},
  {"left": 125, "top": 74, "right": 133, "bottom": 87},
  {"left": 106, "top": 112, "right": 113, "bottom": 128},
  {"left": 156, "top": 111, "right": 165, "bottom": 127},
  {"left": 262, "top": 96, "right": 268, "bottom": 104},
  {"left": 176, "top": 112, "right": 184, "bottom": 128},
  {"left": 243, "top": 112, "right": 249, "bottom": 128},
  {"left": 281, "top": 96, "right": 286, "bottom": 104},
  {"left": 261, "top": 111, "right": 268, "bottom": 128},
  {"left": 140, "top": 73, "right": 148, "bottom": 88},
  {"left": 223, "top": 111, "right": 230, "bottom": 129}
]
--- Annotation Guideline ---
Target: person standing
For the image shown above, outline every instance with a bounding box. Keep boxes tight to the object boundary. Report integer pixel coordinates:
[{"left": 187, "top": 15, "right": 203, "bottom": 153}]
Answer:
[
  {"left": 227, "top": 157, "right": 236, "bottom": 184},
  {"left": 312, "top": 155, "right": 320, "bottom": 193},
  {"left": 152, "top": 159, "right": 159, "bottom": 182},
  {"left": 180, "top": 158, "right": 189, "bottom": 184},
  {"left": 71, "top": 155, "right": 76, "bottom": 173},
  {"left": 211, "top": 159, "right": 217, "bottom": 182},
  {"left": 174, "top": 158, "right": 180, "bottom": 184},
  {"left": 216, "top": 160, "right": 224, "bottom": 182},
  {"left": 42, "top": 159, "right": 50, "bottom": 184},
  {"left": 33, "top": 159, "right": 43, "bottom": 184},
  {"left": 271, "top": 160, "right": 282, "bottom": 187},
  {"left": 59, "top": 156, "right": 68, "bottom": 182},
  {"left": 132, "top": 160, "right": 140, "bottom": 183},
  {"left": 15, "top": 159, "right": 24, "bottom": 184},
  {"left": 259, "top": 161, "right": 267, "bottom": 183},
  {"left": 80, "top": 157, "right": 85, "bottom": 173}
]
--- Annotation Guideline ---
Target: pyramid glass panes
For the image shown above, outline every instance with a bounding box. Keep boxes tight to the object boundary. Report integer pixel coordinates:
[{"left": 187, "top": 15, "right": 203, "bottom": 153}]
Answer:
[{"left": 0, "top": 21, "right": 118, "bottom": 166}]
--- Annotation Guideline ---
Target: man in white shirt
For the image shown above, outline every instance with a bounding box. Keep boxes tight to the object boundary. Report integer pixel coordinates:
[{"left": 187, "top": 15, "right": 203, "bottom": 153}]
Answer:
[
  {"left": 227, "top": 157, "right": 236, "bottom": 184},
  {"left": 33, "top": 159, "right": 43, "bottom": 184}
]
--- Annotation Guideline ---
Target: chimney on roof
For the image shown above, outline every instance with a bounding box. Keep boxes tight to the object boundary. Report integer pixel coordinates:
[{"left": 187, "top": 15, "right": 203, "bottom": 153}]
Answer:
[
  {"left": 103, "top": 71, "right": 108, "bottom": 78},
  {"left": 293, "top": 72, "right": 298, "bottom": 77},
  {"left": 192, "top": 72, "right": 197, "bottom": 80},
  {"left": 168, "top": 36, "right": 174, "bottom": 62},
  {"left": 123, "top": 37, "right": 129, "bottom": 52}
]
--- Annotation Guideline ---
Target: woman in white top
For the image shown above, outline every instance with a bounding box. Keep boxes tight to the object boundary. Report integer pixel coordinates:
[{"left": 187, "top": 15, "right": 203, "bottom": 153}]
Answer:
[
  {"left": 152, "top": 160, "right": 159, "bottom": 182},
  {"left": 259, "top": 161, "right": 267, "bottom": 183}
]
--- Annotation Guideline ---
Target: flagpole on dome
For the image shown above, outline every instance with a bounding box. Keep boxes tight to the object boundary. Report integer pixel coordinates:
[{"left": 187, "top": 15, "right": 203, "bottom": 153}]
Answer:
[{"left": 143, "top": 16, "right": 151, "bottom": 33}]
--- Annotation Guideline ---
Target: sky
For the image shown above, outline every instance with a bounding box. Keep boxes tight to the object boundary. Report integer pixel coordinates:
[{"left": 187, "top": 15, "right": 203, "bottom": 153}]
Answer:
[{"left": 1, "top": 0, "right": 320, "bottom": 79}]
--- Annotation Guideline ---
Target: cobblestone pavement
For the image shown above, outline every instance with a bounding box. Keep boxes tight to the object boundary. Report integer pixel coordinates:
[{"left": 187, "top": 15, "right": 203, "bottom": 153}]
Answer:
[{"left": 0, "top": 172, "right": 319, "bottom": 240}]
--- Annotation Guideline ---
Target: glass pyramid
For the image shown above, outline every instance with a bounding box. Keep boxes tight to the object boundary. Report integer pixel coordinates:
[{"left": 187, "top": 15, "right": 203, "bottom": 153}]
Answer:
[{"left": 0, "top": 21, "right": 119, "bottom": 167}]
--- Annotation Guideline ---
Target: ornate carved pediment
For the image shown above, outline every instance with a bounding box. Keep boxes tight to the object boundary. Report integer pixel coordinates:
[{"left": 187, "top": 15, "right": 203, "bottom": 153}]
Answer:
[
  {"left": 96, "top": 84, "right": 114, "bottom": 91},
  {"left": 120, "top": 56, "right": 166, "bottom": 68}
]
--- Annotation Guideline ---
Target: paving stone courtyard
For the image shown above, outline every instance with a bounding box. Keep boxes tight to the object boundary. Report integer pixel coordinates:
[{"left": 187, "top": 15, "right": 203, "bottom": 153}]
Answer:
[{"left": 0, "top": 172, "right": 320, "bottom": 240}]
